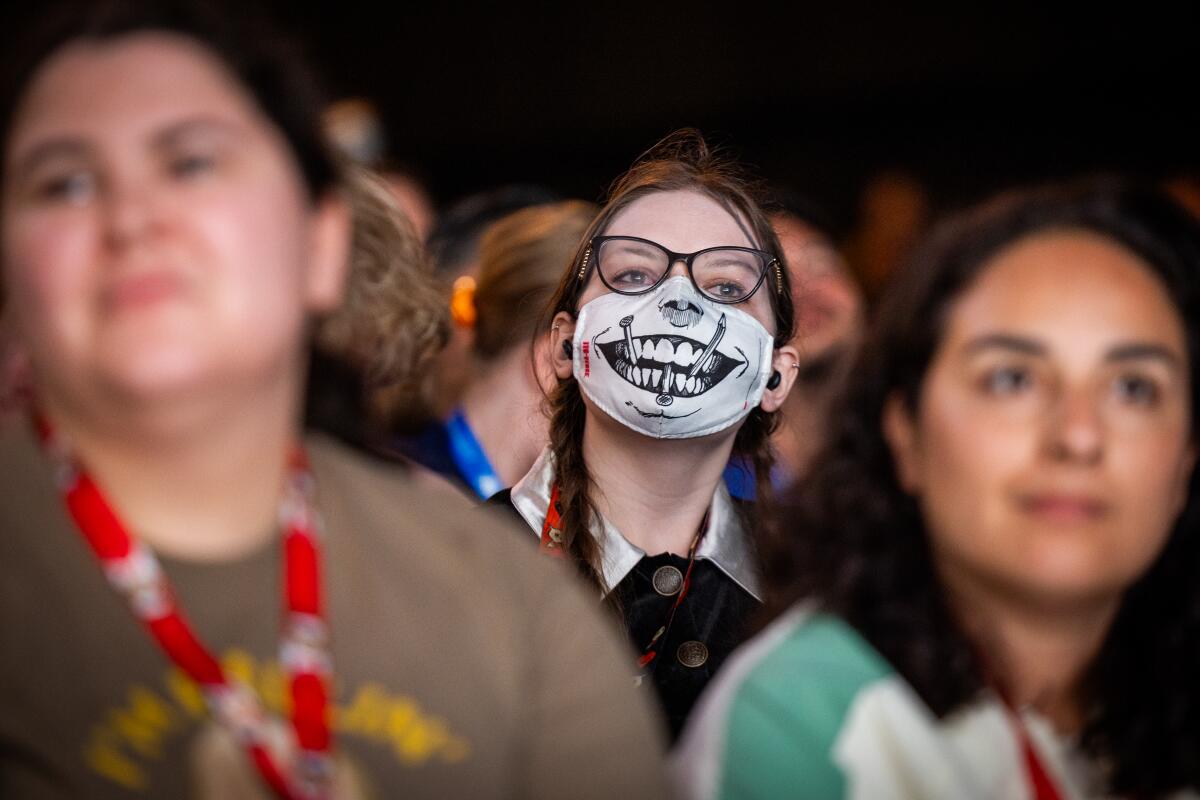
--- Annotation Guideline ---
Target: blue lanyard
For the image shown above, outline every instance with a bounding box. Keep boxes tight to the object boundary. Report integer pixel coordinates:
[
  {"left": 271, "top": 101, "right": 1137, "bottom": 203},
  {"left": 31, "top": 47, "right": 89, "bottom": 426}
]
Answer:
[{"left": 446, "top": 408, "right": 503, "bottom": 500}]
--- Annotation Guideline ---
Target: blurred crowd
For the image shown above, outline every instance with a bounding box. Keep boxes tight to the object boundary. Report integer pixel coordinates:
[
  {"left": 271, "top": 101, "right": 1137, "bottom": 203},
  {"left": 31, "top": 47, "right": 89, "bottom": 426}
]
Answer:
[{"left": 1, "top": 2, "right": 1198, "bottom": 799}]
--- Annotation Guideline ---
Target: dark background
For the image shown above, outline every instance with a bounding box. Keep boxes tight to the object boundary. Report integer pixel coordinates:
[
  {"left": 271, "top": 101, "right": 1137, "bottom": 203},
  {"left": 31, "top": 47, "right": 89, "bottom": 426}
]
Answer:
[{"left": 6, "top": 2, "right": 1199, "bottom": 230}]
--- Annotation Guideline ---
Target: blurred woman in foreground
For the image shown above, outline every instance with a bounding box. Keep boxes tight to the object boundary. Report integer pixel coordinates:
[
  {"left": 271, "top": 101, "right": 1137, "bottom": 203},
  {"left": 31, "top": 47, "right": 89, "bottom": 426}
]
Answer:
[
  {"left": 0, "top": 3, "right": 665, "bottom": 797},
  {"left": 676, "top": 181, "right": 1200, "bottom": 798}
]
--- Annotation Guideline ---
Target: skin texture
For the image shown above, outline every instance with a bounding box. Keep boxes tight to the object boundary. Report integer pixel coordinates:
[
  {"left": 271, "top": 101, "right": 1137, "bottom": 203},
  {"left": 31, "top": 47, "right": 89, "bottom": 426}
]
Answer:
[
  {"left": 1, "top": 33, "right": 350, "bottom": 560},
  {"left": 884, "top": 229, "right": 1195, "bottom": 726}
]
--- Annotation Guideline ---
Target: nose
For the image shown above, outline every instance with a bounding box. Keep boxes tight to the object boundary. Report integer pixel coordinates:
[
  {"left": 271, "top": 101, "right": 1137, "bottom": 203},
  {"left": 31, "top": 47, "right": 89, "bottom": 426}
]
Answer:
[
  {"left": 101, "top": 174, "right": 159, "bottom": 252},
  {"left": 665, "top": 256, "right": 690, "bottom": 280},
  {"left": 1045, "top": 386, "right": 1104, "bottom": 465}
]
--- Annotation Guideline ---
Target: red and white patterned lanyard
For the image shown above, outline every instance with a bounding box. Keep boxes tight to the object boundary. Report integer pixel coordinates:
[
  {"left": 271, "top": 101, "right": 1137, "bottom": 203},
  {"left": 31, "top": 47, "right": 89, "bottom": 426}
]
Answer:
[{"left": 35, "top": 418, "right": 333, "bottom": 800}]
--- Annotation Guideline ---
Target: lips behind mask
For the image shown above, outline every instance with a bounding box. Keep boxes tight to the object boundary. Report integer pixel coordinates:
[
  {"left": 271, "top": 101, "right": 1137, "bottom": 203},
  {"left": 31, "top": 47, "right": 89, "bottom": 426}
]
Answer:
[{"left": 572, "top": 277, "right": 775, "bottom": 439}]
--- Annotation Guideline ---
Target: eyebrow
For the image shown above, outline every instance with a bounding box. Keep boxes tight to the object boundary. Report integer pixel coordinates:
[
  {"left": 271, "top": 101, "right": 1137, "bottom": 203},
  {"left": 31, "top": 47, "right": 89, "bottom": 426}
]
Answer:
[
  {"left": 963, "top": 333, "right": 1184, "bottom": 369},
  {"left": 613, "top": 242, "right": 661, "bottom": 259},
  {"left": 1105, "top": 342, "right": 1184, "bottom": 369},
  {"left": 9, "top": 115, "right": 239, "bottom": 185},
  {"left": 962, "top": 333, "right": 1045, "bottom": 356},
  {"left": 150, "top": 116, "right": 239, "bottom": 149},
  {"left": 9, "top": 138, "right": 91, "bottom": 185}
]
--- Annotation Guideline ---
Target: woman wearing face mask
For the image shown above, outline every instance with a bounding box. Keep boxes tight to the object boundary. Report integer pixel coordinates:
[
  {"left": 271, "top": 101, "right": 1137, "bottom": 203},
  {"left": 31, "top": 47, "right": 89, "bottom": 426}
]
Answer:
[
  {"left": 0, "top": 3, "right": 667, "bottom": 798},
  {"left": 489, "top": 133, "right": 801, "bottom": 739},
  {"left": 674, "top": 181, "right": 1200, "bottom": 798}
]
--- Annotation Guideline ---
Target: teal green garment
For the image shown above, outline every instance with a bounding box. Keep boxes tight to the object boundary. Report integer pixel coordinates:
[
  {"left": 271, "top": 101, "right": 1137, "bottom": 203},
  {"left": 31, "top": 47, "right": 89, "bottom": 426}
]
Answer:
[{"left": 717, "top": 615, "right": 894, "bottom": 799}]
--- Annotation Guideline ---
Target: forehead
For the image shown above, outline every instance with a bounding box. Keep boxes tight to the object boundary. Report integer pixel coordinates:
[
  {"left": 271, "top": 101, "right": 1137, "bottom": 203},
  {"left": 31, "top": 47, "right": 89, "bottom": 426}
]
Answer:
[
  {"left": 944, "top": 229, "right": 1187, "bottom": 357},
  {"left": 604, "top": 189, "right": 758, "bottom": 252},
  {"left": 6, "top": 32, "right": 260, "bottom": 164}
]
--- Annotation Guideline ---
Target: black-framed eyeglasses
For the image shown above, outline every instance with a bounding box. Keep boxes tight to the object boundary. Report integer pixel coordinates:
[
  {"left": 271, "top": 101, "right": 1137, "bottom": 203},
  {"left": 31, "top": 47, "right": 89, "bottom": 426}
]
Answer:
[{"left": 580, "top": 235, "right": 780, "bottom": 305}]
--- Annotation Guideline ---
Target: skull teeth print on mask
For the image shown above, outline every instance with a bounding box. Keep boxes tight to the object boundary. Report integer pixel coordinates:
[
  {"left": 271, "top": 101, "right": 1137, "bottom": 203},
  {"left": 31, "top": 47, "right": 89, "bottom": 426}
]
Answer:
[{"left": 572, "top": 277, "right": 776, "bottom": 439}]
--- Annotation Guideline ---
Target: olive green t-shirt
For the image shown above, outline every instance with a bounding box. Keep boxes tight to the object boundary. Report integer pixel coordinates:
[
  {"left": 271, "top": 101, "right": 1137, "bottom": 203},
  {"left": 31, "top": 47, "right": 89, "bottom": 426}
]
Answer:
[{"left": 0, "top": 422, "right": 667, "bottom": 798}]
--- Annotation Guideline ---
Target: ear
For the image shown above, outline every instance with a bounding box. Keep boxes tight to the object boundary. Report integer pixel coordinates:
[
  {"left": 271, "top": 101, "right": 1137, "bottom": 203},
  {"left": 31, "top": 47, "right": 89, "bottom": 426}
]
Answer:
[
  {"left": 759, "top": 344, "right": 801, "bottom": 413},
  {"left": 549, "top": 311, "right": 576, "bottom": 380},
  {"left": 304, "top": 193, "right": 353, "bottom": 313},
  {"left": 882, "top": 391, "right": 923, "bottom": 494},
  {"left": 528, "top": 329, "right": 558, "bottom": 395}
]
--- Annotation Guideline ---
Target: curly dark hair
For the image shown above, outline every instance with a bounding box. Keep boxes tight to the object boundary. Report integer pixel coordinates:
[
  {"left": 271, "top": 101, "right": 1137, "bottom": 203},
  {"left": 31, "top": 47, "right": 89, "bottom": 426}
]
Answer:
[{"left": 764, "top": 178, "right": 1200, "bottom": 796}]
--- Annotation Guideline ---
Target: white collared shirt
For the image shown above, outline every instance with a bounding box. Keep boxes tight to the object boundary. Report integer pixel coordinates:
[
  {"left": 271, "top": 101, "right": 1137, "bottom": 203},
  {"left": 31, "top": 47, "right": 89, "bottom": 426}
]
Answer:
[{"left": 509, "top": 448, "right": 762, "bottom": 601}]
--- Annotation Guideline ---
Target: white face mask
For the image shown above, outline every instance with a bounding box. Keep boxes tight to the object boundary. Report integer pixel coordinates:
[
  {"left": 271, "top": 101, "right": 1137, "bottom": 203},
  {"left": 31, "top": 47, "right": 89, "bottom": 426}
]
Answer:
[{"left": 572, "top": 277, "right": 775, "bottom": 439}]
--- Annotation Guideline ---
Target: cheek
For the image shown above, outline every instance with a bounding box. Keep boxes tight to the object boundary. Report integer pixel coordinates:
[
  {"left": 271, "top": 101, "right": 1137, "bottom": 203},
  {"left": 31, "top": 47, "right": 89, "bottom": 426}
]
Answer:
[
  {"left": 191, "top": 183, "right": 312, "bottom": 339},
  {"left": 2, "top": 209, "right": 97, "bottom": 352},
  {"left": 1108, "top": 414, "right": 1193, "bottom": 542},
  {"left": 914, "top": 381, "right": 1034, "bottom": 547},
  {"left": 745, "top": 293, "right": 778, "bottom": 336}
]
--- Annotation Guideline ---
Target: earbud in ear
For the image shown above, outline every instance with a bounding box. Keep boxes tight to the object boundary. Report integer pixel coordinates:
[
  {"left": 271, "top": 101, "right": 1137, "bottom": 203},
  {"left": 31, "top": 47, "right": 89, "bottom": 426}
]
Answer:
[
  {"left": 562, "top": 340, "right": 574, "bottom": 360},
  {"left": 766, "top": 370, "right": 782, "bottom": 391}
]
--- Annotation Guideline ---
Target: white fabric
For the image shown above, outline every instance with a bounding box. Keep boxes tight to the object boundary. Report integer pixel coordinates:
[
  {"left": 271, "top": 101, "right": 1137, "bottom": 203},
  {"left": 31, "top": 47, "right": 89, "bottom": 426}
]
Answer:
[
  {"left": 670, "top": 606, "right": 811, "bottom": 800},
  {"left": 509, "top": 447, "right": 762, "bottom": 600},
  {"left": 673, "top": 605, "right": 1200, "bottom": 800},
  {"left": 572, "top": 277, "right": 774, "bottom": 439}
]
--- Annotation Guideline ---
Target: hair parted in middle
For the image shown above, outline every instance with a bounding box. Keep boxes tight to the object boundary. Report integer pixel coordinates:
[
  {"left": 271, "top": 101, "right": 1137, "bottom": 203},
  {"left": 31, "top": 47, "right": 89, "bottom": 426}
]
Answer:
[{"left": 538, "top": 129, "right": 796, "bottom": 595}]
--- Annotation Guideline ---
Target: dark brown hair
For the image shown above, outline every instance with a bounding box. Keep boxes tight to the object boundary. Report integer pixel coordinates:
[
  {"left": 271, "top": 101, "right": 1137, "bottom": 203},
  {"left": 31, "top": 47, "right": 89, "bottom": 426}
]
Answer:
[
  {"left": 766, "top": 178, "right": 1200, "bottom": 796},
  {"left": 540, "top": 130, "right": 795, "bottom": 592}
]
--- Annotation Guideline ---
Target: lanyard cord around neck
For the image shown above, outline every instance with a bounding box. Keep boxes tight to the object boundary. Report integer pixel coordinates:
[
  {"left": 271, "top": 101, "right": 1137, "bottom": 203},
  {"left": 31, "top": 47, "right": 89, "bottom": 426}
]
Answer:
[
  {"left": 445, "top": 408, "right": 502, "bottom": 500},
  {"left": 997, "top": 692, "right": 1066, "bottom": 800},
  {"left": 539, "top": 483, "right": 708, "bottom": 672},
  {"left": 34, "top": 417, "right": 333, "bottom": 800}
]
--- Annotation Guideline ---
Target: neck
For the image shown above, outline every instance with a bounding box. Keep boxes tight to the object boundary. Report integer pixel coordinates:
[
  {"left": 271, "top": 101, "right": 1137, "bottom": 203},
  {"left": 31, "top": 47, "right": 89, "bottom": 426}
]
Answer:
[
  {"left": 581, "top": 410, "right": 732, "bottom": 556},
  {"left": 42, "top": 369, "right": 302, "bottom": 563},
  {"left": 459, "top": 350, "right": 548, "bottom": 488},
  {"left": 941, "top": 571, "right": 1118, "bottom": 734}
]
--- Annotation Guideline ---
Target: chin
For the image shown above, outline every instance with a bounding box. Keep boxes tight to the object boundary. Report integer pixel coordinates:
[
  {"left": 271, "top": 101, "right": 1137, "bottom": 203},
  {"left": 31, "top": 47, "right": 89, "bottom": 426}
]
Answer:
[{"left": 1006, "top": 546, "right": 1149, "bottom": 606}]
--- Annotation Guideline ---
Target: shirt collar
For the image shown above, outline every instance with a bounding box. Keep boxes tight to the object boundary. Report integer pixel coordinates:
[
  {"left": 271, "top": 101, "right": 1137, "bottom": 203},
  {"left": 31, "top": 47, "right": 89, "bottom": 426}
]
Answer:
[{"left": 510, "top": 447, "right": 762, "bottom": 601}]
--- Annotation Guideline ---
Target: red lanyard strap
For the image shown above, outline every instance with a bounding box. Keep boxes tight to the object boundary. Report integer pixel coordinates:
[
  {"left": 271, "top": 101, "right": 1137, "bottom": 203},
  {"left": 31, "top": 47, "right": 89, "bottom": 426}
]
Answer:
[
  {"left": 994, "top": 689, "right": 1064, "bottom": 800},
  {"left": 539, "top": 483, "right": 708, "bottom": 672},
  {"left": 36, "top": 419, "right": 333, "bottom": 800}
]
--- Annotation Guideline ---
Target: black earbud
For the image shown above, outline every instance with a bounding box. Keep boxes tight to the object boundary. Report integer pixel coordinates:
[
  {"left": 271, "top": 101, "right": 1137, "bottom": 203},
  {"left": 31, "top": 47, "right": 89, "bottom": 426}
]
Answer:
[
  {"left": 766, "top": 370, "right": 782, "bottom": 391},
  {"left": 562, "top": 340, "right": 574, "bottom": 359}
]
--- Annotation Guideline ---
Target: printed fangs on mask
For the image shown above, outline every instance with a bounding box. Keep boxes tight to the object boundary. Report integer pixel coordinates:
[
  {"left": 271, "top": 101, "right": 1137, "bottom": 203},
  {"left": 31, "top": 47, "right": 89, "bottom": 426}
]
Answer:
[{"left": 571, "top": 277, "right": 775, "bottom": 440}]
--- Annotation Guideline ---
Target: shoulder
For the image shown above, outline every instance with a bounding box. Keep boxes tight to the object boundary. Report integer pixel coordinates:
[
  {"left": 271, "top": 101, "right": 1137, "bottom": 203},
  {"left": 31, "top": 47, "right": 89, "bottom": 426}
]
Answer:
[
  {"left": 673, "top": 608, "right": 895, "bottom": 800},
  {"left": 306, "top": 432, "right": 568, "bottom": 611}
]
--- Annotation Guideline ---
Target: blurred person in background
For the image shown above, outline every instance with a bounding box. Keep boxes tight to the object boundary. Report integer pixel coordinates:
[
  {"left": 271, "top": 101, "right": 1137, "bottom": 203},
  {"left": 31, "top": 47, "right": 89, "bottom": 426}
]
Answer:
[
  {"left": 394, "top": 200, "right": 594, "bottom": 499},
  {"left": 0, "top": 3, "right": 668, "bottom": 797},
  {"left": 489, "top": 132, "right": 802, "bottom": 741},
  {"left": 323, "top": 96, "right": 435, "bottom": 240},
  {"left": 675, "top": 181, "right": 1200, "bottom": 799},
  {"left": 844, "top": 168, "right": 930, "bottom": 301},
  {"left": 724, "top": 191, "right": 864, "bottom": 498},
  {"left": 423, "top": 184, "right": 560, "bottom": 419},
  {"left": 304, "top": 163, "right": 448, "bottom": 454}
]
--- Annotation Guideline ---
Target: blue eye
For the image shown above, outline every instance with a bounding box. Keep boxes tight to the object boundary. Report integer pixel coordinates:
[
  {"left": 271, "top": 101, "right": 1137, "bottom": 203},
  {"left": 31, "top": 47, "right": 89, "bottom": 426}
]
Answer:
[
  {"left": 705, "top": 280, "right": 749, "bottom": 301},
  {"left": 981, "top": 366, "right": 1031, "bottom": 396},
  {"left": 612, "top": 268, "right": 655, "bottom": 288},
  {"left": 38, "top": 171, "right": 96, "bottom": 204}
]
